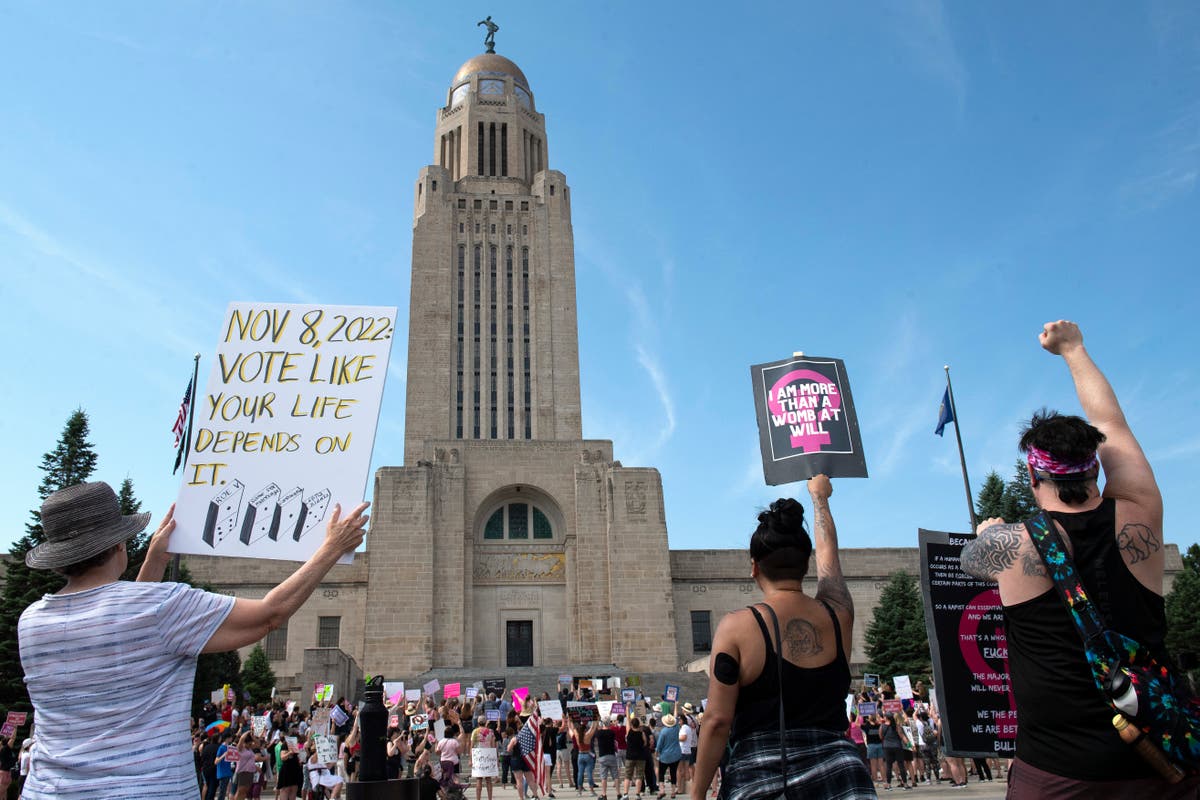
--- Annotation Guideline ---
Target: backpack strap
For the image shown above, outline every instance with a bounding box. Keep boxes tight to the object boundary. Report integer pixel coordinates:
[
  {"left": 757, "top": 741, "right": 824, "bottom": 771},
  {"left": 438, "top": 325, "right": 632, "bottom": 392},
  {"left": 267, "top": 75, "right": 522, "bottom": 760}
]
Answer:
[
  {"left": 1024, "top": 511, "right": 1121, "bottom": 683},
  {"left": 758, "top": 603, "right": 790, "bottom": 795}
]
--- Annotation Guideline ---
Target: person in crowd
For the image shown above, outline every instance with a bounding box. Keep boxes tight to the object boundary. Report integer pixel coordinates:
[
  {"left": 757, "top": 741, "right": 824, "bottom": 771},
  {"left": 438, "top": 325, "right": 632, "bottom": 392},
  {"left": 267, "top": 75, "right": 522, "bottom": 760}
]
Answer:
[
  {"left": 861, "top": 712, "right": 883, "bottom": 784},
  {"left": 917, "top": 712, "right": 939, "bottom": 783},
  {"left": 306, "top": 740, "right": 345, "bottom": 799},
  {"left": 471, "top": 716, "right": 498, "bottom": 800},
  {"left": 653, "top": 713, "right": 681, "bottom": 799},
  {"left": 676, "top": 706, "right": 696, "bottom": 794},
  {"left": 611, "top": 714, "right": 628, "bottom": 791},
  {"left": 691, "top": 477, "right": 874, "bottom": 800},
  {"left": 960, "top": 320, "right": 1199, "bottom": 798},
  {"left": 214, "top": 732, "right": 237, "bottom": 800},
  {"left": 622, "top": 716, "right": 649, "bottom": 800},
  {"left": 541, "top": 718, "right": 560, "bottom": 798},
  {"left": 573, "top": 720, "right": 598, "bottom": 795},
  {"left": 555, "top": 718, "right": 572, "bottom": 789},
  {"left": 879, "top": 712, "right": 910, "bottom": 790},
  {"left": 387, "top": 730, "right": 408, "bottom": 781},
  {"left": 232, "top": 732, "right": 265, "bottom": 800},
  {"left": 16, "top": 737, "right": 33, "bottom": 797},
  {"left": 275, "top": 738, "right": 302, "bottom": 800},
  {"left": 16, "top": 481, "right": 369, "bottom": 799},
  {"left": 500, "top": 725, "right": 515, "bottom": 786},
  {"left": 847, "top": 710, "right": 866, "bottom": 765},
  {"left": 971, "top": 756, "right": 992, "bottom": 783},
  {"left": 903, "top": 709, "right": 923, "bottom": 785},
  {"left": 594, "top": 716, "right": 619, "bottom": 800},
  {"left": 0, "top": 735, "right": 15, "bottom": 797},
  {"left": 437, "top": 722, "right": 464, "bottom": 791},
  {"left": 513, "top": 715, "right": 544, "bottom": 800},
  {"left": 200, "top": 731, "right": 223, "bottom": 800}
]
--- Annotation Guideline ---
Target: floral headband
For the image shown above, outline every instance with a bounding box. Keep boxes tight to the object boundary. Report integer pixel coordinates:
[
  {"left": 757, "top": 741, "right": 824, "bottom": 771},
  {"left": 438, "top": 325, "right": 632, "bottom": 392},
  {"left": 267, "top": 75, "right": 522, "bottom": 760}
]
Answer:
[{"left": 1027, "top": 445, "right": 1098, "bottom": 480}]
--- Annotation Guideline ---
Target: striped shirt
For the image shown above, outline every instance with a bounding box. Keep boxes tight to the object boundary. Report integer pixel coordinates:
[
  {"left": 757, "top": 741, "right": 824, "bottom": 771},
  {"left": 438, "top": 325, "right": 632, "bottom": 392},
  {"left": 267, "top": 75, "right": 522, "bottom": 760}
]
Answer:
[{"left": 18, "top": 580, "right": 235, "bottom": 799}]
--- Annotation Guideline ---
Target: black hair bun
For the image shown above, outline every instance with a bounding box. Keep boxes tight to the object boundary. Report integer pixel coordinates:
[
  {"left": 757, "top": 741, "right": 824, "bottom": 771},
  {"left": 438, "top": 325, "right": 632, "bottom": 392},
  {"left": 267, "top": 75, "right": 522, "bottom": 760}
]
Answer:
[{"left": 757, "top": 497, "right": 806, "bottom": 537}]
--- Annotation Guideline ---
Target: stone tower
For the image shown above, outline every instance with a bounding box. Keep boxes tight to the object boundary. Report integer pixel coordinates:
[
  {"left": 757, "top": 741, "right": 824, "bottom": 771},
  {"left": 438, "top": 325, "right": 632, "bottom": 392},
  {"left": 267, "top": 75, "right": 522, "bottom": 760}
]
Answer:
[{"left": 363, "top": 50, "right": 679, "bottom": 675}]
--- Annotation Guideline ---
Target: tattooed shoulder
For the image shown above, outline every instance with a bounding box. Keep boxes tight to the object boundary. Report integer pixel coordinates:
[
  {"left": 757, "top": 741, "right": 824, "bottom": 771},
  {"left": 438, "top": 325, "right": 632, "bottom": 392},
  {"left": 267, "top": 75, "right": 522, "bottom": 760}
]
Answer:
[
  {"left": 1021, "top": 551, "right": 1048, "bottom": 577},
  {"left": 961, "top": 523, "right": 1026, "bottom": 580},
  {"left": 1117, "top": 523, "right": 1161, "bottom": 566}
]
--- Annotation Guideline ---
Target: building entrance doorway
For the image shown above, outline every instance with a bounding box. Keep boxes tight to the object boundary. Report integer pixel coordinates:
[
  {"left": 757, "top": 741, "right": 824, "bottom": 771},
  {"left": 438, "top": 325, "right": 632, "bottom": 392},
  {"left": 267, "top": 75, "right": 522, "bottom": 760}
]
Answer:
[{"left": 506, "top": 620, "right": 534, "bottom": 667}]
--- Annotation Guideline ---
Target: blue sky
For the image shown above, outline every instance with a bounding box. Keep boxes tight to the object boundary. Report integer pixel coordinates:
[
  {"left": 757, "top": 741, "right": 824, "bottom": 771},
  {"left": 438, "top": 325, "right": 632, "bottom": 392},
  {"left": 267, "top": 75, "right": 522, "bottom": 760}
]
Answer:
[{"left": 2, "top": 2, "right": 1198, "bottom": 557}]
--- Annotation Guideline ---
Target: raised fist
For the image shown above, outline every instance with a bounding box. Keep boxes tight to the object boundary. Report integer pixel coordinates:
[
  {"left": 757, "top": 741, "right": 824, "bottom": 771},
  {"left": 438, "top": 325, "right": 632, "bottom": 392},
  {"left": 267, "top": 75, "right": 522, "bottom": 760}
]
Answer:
[{"left": 1039, "top": 320, "right": 1083, "bottom": 356}]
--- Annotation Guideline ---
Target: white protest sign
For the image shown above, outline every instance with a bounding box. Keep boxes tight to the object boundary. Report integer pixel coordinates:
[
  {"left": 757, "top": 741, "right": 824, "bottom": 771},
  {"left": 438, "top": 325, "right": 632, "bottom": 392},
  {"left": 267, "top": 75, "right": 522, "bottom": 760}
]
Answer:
[
  {"left": 252, "top": 714, "right": 270, "bottom": 738},
  {"left": 405, "top": 689, "right": 422, "bottom": 702},
  {"left": 310, "top": 708, "right": 332, "bottom": 736},
  {"left": 466, "top": 687, "right": 479, "bottom": 699},
  {"left": 384, "top": 682, "right": 405, "bottom": 706},
  {"left": 894, "top": 675, "right": 913, "bottom": 700},
  {"left": 424, "top": 679, "right": 441, "bottom": 696},
  {"left": 537, "top": 700, "right": 564, "bottom": 720},
  {"left": 330, "top": 704, "right": 349, "bottom": 728},
  {"left": 596, "top": 701, "right": 614, "bottom": 720},
  {"left": 434, "top": 719, "right": 447, "bottom": 741},
  {"left": 471, "top": 747, "right": 499, "bottom": 778},
  {"left": 211, "top": 690, "right": 224, "bottom": 705},
  {"left": 172, "top": 302, "right": 397, "bottom": 563},
  {"left": 314, "top": 733, "right": 338, "bottom": 765}
]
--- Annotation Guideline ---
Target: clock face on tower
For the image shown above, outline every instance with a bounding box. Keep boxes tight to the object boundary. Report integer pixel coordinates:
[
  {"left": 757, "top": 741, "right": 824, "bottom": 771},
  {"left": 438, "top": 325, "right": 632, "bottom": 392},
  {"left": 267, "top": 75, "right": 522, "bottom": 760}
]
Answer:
[
  {"left": 450, "top": 83, "right": 469, "bottom": 106},
  {"left": 479, "top": 79, "right": 505, "bottom": 96}
]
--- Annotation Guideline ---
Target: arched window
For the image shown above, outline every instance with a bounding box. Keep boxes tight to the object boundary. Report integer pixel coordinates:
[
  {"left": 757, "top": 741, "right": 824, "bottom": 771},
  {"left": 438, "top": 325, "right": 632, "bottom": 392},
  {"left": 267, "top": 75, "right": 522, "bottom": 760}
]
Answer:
[{"left": 483, "top": 502, "right": 555, "bottom": 541}]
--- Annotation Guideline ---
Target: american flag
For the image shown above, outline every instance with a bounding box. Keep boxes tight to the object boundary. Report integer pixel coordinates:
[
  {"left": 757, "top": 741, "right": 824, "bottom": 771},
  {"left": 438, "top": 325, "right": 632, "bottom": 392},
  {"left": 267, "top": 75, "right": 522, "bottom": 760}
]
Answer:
[
  {"left": 172, "top": 377, "right": 193, "bottom": 448},
  {"left": 518, "top": 708, "right": 547, "bottom": 795}
]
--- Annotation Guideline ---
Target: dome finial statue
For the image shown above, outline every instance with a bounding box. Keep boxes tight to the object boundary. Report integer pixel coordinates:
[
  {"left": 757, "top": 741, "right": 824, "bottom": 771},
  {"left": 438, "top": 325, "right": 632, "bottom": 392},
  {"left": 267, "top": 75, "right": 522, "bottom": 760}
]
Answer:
[{"left": 477, "top": 16, "right": 499, "bottom": 54}]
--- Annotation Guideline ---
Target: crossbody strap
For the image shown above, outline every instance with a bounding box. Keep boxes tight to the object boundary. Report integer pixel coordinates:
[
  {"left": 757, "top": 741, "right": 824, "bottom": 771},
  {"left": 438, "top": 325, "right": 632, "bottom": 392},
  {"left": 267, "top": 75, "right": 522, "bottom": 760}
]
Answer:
[
  {"left": 760, "top": 603, "right": 790, "bottom": 792},
  {"left": 1024, "top": 511, "right": 1111, "bottom": 646}
]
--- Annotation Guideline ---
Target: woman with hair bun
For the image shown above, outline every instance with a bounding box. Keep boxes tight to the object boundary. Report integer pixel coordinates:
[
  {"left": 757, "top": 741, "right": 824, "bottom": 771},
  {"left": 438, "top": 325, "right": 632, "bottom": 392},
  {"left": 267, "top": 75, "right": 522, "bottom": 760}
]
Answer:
[{"left": 689, "top": 475, "right": 874, "bottom": 800}]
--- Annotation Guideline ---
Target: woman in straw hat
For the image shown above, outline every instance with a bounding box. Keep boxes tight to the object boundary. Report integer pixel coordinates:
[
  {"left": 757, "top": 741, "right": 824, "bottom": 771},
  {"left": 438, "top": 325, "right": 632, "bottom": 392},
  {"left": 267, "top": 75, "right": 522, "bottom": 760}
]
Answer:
[
  {"left": 17, "top": 480, "right": 368, "bottom": 800},
  {"left": 690, "top": 476, "right": 873, "bottom": 800}
]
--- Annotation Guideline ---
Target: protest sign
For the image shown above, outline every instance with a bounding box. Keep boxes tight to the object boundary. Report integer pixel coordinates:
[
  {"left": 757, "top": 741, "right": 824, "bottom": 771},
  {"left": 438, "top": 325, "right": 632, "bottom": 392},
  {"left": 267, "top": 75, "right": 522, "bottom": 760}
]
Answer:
[
  {"left": 863, "top": 674, "right": 879, "bottom": 688},
  {"left": 894, "top": 675, "right": 913, "bottom": 700},
  {"left": 330, "top": 704, "right": 349, "bottom": 728},
  {"left": 384, "top": 681, "right": 405, "bottom": 706},
  {"left": 565, "top": 702, "right": 597, "bottom": 724},
  {"left": 171, "top": 302, "right": 397, "bottom": 563},
  {"left": 251, "top": 714, "right": 270, "bottom": 738},
  {"left": 225, "top": 747, "right": 240, "bottom": 763},
  {"left": 314, "top": 733, "right": 338, "bottom": 765},
  {"left": 322, "top": 684, "right": 335, "bottom": 702},
  {"left": 434, "top": 719, "right": 446, "bottom": 741},
  {"left": 0, "top": 724, "right": 13, "bottom": 739},
  {"left": 286, "top": 701, "right": 297, "bottom": 715},
  {"left": 750, "top": 354, "right": 867, "bottom": 483},
  {"left": 444, "top": 682, "right": 461, "bottom": 699},
  {"left": 483, "top": 678, "right": 506, "bottom": 697},
  {"left": 920, "top": 528, "right": 1016, "bottom": 757},
  {"left": 471, "top": 747, "right": 500, "bottom": 778},
  {"left": 663, "top": 684, "right": 679, "bottom": 703},
  {"left": 882, "top": 699, "right": 903, "bottom": 715},
  {"left": 635, "top": 700, "right": 647, "bottom": 718},
  {"left": 612, "top": 702, "right": 626, "bottom": 715},
  {"left": 621, "top": 689, "right": 636, "bottom": 703},
  {"left": 558, "top": 674, "right": 573, "bottom": 685},
  {"left": 423, "top": 678, "right": 441, "bottom": 697},
  {"left": 596, "top": 701, "right": 614, "bottom": 720},
  {"left": 211, "top": 689, "right": 224, "bottom": 705},
  {"left": 405, "top": 689, "right": 422, "bottom": 702},
  {"left": 5, "top": 712, "right": 27, "bottom": 727},
  {"left": 410, "top": 714, "right": 429, "bottom": 731},
  {"left": 388, "top": 715, "right": 400, "bottom": 729},
  {"left": 857, "top": 702, "right": 878, "bottom": 717},
  {"left": 538, "top": 700, "right": 564, "bottom": 720},
  {"left": 486, "top": 710, "right": 501, "bottom": 722},
  {"left": 310, "top": 708, "right": 332, "bottom": 736},
  {"left": 466, "top": 686, "right": 478, "bottom": 699},
  {"left": 513, "top": 687, "right": 530, "bottom": 705},
  {"left": 286, "top": 736, "right": 300, "bottom": 753}
]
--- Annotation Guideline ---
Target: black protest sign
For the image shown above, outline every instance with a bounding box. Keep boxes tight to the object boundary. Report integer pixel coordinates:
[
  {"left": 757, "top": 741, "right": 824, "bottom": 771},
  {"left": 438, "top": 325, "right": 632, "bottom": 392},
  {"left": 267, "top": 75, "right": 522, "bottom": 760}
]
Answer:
[
  {"left": 483, "top": 678, "right": 507, "bottom": 697},
  {"left": 750, "top": 355, "right": 867, "bottom": 484},
  {"left": 919, "top": 529, "right": 1017, "bottom": 758}
]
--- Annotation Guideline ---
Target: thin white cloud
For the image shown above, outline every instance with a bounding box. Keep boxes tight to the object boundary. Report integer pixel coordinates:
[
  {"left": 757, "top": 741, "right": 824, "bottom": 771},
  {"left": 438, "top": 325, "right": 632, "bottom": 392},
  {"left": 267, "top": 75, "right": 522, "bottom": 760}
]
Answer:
[
  {"left": 634, "top": 343, "right": 676, "bottom": 452},
  {"left": 1121, "top": 101, "right": 1200, "bottom": 211},
  {"left": 1153, "top": 436, "right": 1200, "bottom": 462},
  {"left": 885, "top": 0, "right": 969, "bottom": 113}
]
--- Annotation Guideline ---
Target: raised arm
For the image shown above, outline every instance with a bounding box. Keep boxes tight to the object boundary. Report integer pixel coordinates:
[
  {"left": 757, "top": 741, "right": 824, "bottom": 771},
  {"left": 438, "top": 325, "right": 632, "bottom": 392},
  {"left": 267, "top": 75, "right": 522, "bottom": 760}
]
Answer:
[
  {"left": 136, "top": 504, "right": 177, "bottom": 582},
  {"left": 809, "top": 475, "right": 853, "bottom": 627},
  {"left": 202, "top": 502, "right": 369, "bottom": 653},
  {"left": 1040, "top": 320, "right": 1160, "bottom": 509}
]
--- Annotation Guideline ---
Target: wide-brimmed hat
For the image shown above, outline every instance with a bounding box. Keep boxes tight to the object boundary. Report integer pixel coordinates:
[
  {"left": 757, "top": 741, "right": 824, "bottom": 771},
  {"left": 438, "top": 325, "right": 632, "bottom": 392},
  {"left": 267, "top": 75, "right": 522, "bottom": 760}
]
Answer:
[
  {"left": 26, "top": 481, "right": 151, "bottom": 570},
  {"left": 680, "top": 702, "right": 695, "bottom": 715},
  {"left": 405, "top": 702, "right": 419, "bottom": 716},
  {"left": 661, "top": 714, "right": 676, "bottom": 727}
]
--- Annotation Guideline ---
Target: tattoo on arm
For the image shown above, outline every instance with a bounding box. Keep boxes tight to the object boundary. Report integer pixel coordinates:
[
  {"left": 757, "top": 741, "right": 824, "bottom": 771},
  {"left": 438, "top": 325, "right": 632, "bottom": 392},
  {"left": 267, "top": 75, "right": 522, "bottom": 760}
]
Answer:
[
  {"left": 812, "top": 500, "right": 854, "bottom": 614},
  {"left": 961, "top": 523, "right": 1026, "bottom": 579},
  {"left": 1117, "top": 523, "right": 1160, "bottom": 565},
  {"left": 782, "top": 618, "right": 823, "bottom": 659},
  {"left": 1021, "top": 551, "right": 1048, "bottom": 577}
]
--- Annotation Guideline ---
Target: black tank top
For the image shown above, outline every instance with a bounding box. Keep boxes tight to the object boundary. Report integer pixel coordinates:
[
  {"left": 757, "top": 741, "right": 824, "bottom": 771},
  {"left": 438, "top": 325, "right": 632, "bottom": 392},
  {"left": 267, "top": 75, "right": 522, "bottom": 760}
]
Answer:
[
  {"left": 729, "top": 602, "right": 851, "bottom": 742},
  {"left": 1003, "top": 498, "right": 1166, "bottom": 780}
]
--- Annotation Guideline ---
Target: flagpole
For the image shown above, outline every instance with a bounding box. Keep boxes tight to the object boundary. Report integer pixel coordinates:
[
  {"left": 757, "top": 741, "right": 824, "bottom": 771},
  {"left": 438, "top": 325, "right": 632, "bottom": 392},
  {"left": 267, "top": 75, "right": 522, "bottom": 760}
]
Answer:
[
  {"left": 945, "top": 365, "right": 978, "bottom": 533},
  {"left": 170, "top": 353, "right": 200, "bottom": 583}
]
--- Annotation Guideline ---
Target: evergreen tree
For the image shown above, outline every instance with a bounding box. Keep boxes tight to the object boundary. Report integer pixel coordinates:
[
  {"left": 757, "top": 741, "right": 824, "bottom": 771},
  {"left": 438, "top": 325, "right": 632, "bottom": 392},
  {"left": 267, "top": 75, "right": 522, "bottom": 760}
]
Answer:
[
  {"left": 240, "top": 643, "right": 277, "bottom": 705},
  {"left": 195, "top": 649, "right": 242, "bottom": 717},
  {"left": 976, "top": 471, "right": 1006, "bottom": 520},
  {"left": 865, "top": 571, "right": 932, "bottom": 683},
  {"left": 0, "top": 410, "right": 99, "bottom": 714},
  {"left": 1167, "top": 544, "right": 1200, "bottom": 684},
  {"left": 118, "top": 477, "right": 150, "bottom": 581},
  {"left": 1000, "top": 458, "right": 1038, "bottom": 522}
]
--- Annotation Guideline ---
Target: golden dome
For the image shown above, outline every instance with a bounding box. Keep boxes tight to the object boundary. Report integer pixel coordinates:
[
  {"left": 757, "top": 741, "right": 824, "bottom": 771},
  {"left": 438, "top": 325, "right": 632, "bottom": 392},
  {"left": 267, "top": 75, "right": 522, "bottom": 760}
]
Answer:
[{"left": 452, "top": 53, "right": 529, "bottom": 89}]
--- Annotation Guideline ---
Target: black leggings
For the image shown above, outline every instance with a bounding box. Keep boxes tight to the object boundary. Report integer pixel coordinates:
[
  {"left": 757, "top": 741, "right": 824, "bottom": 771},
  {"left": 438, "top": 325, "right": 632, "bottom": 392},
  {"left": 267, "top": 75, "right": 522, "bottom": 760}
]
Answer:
[
  {"left": 884, "top": 747, "right": 907, "bottom": 785},
  {"left": 973, "top": 758, "right": 992, "bottom": 781},
  {"left": 658, "top": 760, "right": 679, "bottom": 786}
]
